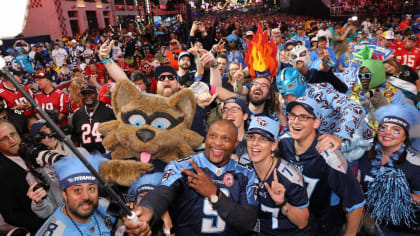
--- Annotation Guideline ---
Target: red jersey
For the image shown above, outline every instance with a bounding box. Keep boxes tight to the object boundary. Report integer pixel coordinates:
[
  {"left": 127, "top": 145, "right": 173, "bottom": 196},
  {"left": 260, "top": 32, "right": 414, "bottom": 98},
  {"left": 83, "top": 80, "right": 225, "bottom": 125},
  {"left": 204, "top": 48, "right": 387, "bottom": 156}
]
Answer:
[
  {"left": 0, "top": 81, "right": 35, "bottom": 115},
  {"left": 117, "top": 61, "right": 129, "bottom": 71},
  {"left": 34, "top": 88, "right": 70, "bottom": 114},
  {"left": 394, "top": 46, "right": 420, "bottom": 71},
  {"left": 85, "top": 64, "right": 106, "bottom": 85},
  {"left": 99, "top": 81, "right": 115, "bottom": 106}
]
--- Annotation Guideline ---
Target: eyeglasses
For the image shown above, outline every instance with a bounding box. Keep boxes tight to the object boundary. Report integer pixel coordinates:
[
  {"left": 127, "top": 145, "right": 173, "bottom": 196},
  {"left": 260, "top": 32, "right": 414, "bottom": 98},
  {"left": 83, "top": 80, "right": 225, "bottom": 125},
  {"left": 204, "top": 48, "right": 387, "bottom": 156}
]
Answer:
[
  {"left": 246, "top": 134, "right": 270, "bottom": 143},
  {"left": 143, "top": 66, "right": 150, "bottom": 69},
  {"left": 358, "top": 73, "right": 372, "bottom": 79},
  {"left": 222, "top": 107, "right": 242, "bottom": 114},
  {"left": 251, "top": 81, "right": 270, "bottom": 89},
  {"left": 158, "top": 75, "right": 176, "bottom": 81},
  {"left": 0, "top": 132, "right": 18, "bottom": 143},
  {"left": 287, "top": 112, "right": 315, "bottom": 121}
]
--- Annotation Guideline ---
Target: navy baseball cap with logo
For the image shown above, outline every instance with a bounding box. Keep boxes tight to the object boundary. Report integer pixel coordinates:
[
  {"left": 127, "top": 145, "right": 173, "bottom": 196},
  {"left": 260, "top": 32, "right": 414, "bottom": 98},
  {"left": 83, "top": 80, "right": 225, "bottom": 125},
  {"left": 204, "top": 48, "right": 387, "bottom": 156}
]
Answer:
[
  {"left": 224, "top": 96, "right": 248, "bottom": 115},
  {"left": 54, "top": 154, "right": 107, "bottom": 190},
  {"left": 286, "top": 96, "right": 321, "bottom": 119},
  {"left": 247, "top": 116, "right": 280, "bottom": 141},
  {"left": 80, "top": 84, "right": 97, "bottom": 94}
]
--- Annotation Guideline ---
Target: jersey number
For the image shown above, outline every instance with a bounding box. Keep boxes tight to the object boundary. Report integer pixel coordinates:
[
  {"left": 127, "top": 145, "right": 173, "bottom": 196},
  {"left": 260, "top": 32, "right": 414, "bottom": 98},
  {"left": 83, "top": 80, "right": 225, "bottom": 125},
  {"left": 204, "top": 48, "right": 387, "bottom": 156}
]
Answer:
[
  {"left": 81, "top": 122, "right": 102, "bottom": 144},
  {"left": 202, "top": 188, "right": 229, "bottom": 233},
  {"left": 42, "top": 102, "right": 54, "bottom": 110},
  {"left": 303, "top": 175, "right": 319, "bottom": 199},
  {"left": 402, "top": 55, "right": 415, "bottom": 67}
]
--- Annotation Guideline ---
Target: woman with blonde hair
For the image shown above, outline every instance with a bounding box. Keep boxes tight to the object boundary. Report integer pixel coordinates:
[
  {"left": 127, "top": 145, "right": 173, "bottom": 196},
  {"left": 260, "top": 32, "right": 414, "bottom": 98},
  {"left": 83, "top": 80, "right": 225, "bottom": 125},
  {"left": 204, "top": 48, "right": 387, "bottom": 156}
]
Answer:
[{"left": 68, "top": 75, "right": 86, "bottom": 112}]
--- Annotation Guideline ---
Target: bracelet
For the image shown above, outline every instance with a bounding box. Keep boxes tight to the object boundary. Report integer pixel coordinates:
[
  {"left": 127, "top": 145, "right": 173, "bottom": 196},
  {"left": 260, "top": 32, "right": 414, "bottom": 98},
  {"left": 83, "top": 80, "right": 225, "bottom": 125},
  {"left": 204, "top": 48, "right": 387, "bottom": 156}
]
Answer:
[
  {"left": 101, "top": 58, "right": 113, "bottom": 65},
  {"left": 163, "top": 226, "right": 174, "bottom": 235},
  {"left": 210, "top": 63, "right": 218, "bottom": 68},
  {"left": 277, "top": 199, "right": 288, "bottom": 210}
]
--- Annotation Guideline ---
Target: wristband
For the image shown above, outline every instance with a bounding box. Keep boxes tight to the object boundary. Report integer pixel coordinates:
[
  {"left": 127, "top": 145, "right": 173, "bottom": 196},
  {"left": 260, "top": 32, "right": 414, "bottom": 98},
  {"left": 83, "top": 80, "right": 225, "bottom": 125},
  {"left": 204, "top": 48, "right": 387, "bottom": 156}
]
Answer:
[
  {"left": 163, "top": 226, "right": 174, "bottom": 235},
  {"left": 101, "top": 58, "right": 113, "bottom": 65},
  {"left": 277, "top": 199, "right": 287, "bottom": 209},
  {"left": 195, "top": 76, "right": 202, "bottom": 82}
]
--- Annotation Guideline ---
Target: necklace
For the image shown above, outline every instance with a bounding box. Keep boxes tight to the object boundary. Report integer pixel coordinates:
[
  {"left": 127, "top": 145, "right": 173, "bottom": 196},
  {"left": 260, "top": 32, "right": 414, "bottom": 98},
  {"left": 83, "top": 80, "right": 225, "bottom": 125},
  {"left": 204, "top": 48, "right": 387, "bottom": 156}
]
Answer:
[
  {"left": 84, "top": 103, "right": 99, "bottom": 124},
  {"left": 258, "top": 157, "right": 274, "bottom": 189},
  {"left": 64, "top": 206, "right": 103, "bottom": 236}
]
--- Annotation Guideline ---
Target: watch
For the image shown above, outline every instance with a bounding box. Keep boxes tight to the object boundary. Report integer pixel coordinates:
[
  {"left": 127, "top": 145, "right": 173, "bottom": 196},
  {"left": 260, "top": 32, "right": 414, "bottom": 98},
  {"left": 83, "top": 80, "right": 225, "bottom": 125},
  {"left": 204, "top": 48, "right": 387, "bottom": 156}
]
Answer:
[{"left": 210, "top": 188, "right": 221, "bottom": 204}]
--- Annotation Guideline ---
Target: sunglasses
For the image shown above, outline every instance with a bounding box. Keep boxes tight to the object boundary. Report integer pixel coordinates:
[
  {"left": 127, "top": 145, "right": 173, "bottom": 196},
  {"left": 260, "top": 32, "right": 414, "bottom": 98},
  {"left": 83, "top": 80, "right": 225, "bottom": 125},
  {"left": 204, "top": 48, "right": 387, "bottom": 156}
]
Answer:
[
  {"left": 158, "top": 75, "right": 176, "bottom": 81},
  {"left": 38, "top": 131, "right": 57, "bottom": 139},
  {"left": 358, "top": 73, "right": 372, "bottom": 79}
]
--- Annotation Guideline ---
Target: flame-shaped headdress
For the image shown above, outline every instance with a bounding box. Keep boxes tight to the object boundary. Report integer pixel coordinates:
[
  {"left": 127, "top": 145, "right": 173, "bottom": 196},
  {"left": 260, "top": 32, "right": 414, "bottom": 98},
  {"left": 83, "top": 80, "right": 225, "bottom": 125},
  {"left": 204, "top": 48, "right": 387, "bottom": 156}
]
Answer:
[{"left": 245, "top": 25, "right": 278, "bottom": 78}]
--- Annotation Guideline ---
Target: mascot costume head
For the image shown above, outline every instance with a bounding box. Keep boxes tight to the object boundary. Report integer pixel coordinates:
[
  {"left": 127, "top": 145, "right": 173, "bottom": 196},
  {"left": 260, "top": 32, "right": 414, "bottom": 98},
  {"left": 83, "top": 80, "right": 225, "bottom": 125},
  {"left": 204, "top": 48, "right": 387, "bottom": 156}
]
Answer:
[{"left": 98, "top": 79, "right": 203, "bottom": 186}]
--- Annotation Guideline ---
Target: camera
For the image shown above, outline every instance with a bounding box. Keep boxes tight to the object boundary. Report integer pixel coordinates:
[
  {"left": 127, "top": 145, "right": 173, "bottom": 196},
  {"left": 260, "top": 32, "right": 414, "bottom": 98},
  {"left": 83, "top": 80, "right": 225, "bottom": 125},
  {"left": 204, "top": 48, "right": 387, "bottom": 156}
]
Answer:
[
  {"left": 33, "top": 182, "right": 50, "bottom": 193},
  {"left": 19, "top": 134, "right": 64, "bottom": 168},
  {"left": 111, "top": 34, "right": 120, "bottom": 40}
]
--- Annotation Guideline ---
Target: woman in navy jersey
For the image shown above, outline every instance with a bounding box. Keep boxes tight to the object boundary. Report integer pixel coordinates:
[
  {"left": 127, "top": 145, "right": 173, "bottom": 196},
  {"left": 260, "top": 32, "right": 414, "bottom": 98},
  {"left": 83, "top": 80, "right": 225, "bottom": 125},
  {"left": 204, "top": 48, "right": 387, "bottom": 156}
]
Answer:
[
  {"left": 358, "top": 103, "right": 420, "bottom": 235},
  {"left": 246, "top": 116, "right": 310, "bottom": 235}
]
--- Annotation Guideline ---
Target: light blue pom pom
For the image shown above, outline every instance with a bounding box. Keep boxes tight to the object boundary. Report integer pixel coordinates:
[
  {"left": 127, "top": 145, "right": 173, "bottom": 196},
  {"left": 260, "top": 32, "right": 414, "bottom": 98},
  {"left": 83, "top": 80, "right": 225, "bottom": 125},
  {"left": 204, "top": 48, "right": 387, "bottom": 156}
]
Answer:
[{"left": 366, "top": 167, "right": 417, "bottom": 227}]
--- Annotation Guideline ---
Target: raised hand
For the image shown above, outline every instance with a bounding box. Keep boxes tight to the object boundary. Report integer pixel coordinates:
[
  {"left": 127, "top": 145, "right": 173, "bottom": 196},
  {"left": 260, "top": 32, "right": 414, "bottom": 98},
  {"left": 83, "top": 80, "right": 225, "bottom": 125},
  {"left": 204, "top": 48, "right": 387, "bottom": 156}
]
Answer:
[
  {"left": 99, "top": 39, "right": 114, "bottom": 60},
  {"left": 181, "top": 159, "right": 218, "bottom": 198},
  {"left": 264, "top": 169, "right": 286, "bottom": 206}
]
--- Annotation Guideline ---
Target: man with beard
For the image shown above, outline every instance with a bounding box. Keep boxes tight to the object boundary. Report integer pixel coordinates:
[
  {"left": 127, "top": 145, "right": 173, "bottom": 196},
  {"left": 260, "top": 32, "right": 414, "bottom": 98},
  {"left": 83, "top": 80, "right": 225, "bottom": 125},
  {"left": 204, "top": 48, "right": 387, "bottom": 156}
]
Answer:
[
  {"left": 71, "top": 85, "right": 115, "bottom": 153},
  {"left": 246, "top": 77, "right": 278, "bottom": 125},
  {"left": 177, "top": 52, "right": 197, "bottom": 87},
  {"left": 35, "top": 154, "right": 119, "bottom": 236}
]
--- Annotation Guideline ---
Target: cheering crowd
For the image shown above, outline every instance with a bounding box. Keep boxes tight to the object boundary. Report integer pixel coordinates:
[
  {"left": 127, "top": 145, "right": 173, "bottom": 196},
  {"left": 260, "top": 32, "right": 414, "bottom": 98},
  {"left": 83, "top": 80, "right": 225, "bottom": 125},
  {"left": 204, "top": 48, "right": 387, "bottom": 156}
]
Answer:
[{"left": 0, "top": 9, "right": 419, "bottom": 236}]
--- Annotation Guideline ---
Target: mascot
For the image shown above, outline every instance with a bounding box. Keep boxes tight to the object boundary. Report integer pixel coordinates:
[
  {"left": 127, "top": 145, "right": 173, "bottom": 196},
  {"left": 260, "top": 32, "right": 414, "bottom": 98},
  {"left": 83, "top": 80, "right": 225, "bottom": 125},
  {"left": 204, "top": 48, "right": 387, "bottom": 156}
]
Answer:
[{"left": 98, "top": 79, "right": 204, "bottom": 187}]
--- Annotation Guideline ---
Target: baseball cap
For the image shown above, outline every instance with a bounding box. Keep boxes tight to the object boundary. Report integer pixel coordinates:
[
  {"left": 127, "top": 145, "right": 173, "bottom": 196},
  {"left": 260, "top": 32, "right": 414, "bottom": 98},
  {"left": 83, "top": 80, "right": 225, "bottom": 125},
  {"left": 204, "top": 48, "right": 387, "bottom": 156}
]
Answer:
[
  {"left": 170, "top": 39, "right": 178, "bottom": 44},
  {"left": 70, "top": 39, "right": 77, "bottom": 44},
  {"left": 34, "top": 72, "right": 52, "bottom": 81},
  {"left": 224, "top": 96, "right": 248, "bottom": 115},
  {"left": 408, "top": 34, "right": 418, "bottom": 41},
  {"left": 247, "top": 116, "right": 280, "bottom": 141},
  {"left": 80, "top": 85, "right": 97, "bottom": 94},
  {"left": 30, "top": 119, "right": 47, "bottom": 137},
  {"left": 215, "top": 28, "right": 222, "bottom": 33},
  {"left": 226, "top": 34, "right": 238, "bottom": 43},
  {"left": 145, "top": 54, "right": 153, "bottom": 60},
  {"left": 286, "top": 96, "right": 321, "bottom": 119},
  {"left": 154, "top": 65, "right": 177, "bottom": 80},
  {"left": 128, "top": 172, "right": 163, "bottom": 199},
  {"left": 54, "top": 154, "right": 107, "bottom": 190},
  {"left": 284, "top": 39, "right": 297, "bottom": 48},
  {"left": 384, "top": 31, "right": 395, "bottom": 40},
  {"left": 296, "top": 25, "right": 304, "bottom": 30},
  {"left": 311, "top": 37, "right": 318, "bottom": 42},
  {"left": 178, "top": 51, "right": 190, "bottom": 61},
  {"left": 246, "top": 31, "right": 254, "bottom": 36}
]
